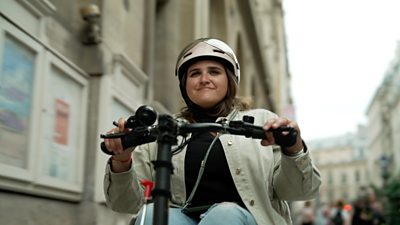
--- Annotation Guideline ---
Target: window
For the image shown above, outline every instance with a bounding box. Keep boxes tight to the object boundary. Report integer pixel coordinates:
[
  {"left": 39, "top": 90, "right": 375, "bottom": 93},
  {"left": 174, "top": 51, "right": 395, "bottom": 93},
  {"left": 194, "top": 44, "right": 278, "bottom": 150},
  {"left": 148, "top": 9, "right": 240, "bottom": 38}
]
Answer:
[
  {"left": 93, "top": 54, "right": 148, "bottom": 202},
  {"left": 355, "top": 170, "right": 360, "bottom": 182},
  {"left": 35, "top": 53, "right": 88, "bottom": 192},
  {"left": 0, "top": 16, "right": 88, "bottom": 200},
  {"left": 0, "top": 33, "right": 36, "bottom": 170},
  {"left": 0, "top": 16, "right": 43, "bottom": 182},
  {"left": 341, "top": 173, "right": 347, "bottom": 184},
  {"left": 328, "top": 171, "right": 333, "bottom": 184}
]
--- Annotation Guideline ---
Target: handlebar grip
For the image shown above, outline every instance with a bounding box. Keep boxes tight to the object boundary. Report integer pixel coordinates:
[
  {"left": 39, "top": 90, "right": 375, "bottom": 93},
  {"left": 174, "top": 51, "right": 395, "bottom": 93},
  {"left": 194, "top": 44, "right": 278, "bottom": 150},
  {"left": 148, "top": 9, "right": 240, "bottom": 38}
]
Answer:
[
  {"left": 100, "top": 128, "right": 158, "bottom": 156},
  {"left": 100, "top": 142, "right": 114, "bottom": 155},
  {"left": 272, "top": 129, "right": 298, "bottom": 147},
  {"left": 100, "top": 138, "right": 133, "bottom": 156},
  {"left": 247, "top": 128, "right": 266, "bottom": 139},
  {"left": 245, "top": 126, "right": 298, "bottom": 147}
]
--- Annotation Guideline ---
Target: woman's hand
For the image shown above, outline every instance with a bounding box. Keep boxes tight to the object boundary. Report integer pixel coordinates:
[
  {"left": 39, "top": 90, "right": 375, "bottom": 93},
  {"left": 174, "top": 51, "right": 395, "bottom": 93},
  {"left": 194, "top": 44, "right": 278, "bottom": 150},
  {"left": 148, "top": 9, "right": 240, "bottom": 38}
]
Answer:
[
  {"left": 104, "top": 118, "right": 134, "bottom": 172},
  {"left": 261, "top": 117, "right": 304, "bottom": 155}
]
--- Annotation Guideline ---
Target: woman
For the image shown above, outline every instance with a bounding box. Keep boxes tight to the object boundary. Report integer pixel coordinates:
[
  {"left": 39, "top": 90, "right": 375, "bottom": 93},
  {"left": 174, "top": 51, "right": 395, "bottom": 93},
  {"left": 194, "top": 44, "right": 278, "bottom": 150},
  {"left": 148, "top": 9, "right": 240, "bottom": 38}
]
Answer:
[{"left": 103, "top": 38, "right": 321, "bottom": 225}]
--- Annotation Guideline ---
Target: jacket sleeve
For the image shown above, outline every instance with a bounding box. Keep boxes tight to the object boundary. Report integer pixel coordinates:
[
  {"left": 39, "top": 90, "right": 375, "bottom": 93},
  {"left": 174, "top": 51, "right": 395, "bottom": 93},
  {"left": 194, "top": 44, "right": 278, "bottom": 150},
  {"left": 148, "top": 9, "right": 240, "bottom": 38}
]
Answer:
[
  {"left": 103, "top": 142, "right": 157, "bottom": 214},
  {"left": 249, "top": 108, "right": 321, "bottom": 201},
  {"left": 272, "top": 147, "right": 322, "bottom": 201}
]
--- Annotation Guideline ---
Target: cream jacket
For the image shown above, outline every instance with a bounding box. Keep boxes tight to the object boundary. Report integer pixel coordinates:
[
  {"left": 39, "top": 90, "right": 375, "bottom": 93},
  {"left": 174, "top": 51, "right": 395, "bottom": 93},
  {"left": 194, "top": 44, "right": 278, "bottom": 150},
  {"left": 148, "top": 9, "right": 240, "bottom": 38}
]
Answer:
[{"left": 104, "top": 109, "right": 321, "bottom": 225}]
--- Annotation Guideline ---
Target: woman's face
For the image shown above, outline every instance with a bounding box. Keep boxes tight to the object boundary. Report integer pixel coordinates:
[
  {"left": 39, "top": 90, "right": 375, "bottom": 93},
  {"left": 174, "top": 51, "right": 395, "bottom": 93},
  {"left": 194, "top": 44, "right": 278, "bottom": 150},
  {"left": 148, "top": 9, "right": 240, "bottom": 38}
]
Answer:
[{"left": 185, "top": 60, "right": 228, "bottom": 109}]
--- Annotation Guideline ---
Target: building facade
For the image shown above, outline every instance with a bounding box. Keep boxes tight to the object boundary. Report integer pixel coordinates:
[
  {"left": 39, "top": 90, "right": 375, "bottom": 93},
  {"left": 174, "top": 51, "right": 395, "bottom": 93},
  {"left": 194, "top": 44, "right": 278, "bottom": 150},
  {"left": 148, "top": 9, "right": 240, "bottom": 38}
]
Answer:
[
  {"left": 307, "top": 126, "right": 369, "bottom": 206},
  {"left": 366, "top": 41, "right": 400, "bottom": 188},
  {"left": 0, "top": 0, "right": 294, "bottom": 224}
]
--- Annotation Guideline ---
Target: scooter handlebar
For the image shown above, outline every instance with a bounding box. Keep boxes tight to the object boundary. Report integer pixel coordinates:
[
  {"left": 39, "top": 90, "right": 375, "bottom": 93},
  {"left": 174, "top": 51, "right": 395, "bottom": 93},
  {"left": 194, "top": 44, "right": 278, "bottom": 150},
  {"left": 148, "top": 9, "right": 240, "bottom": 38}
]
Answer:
[{"left": 100, "top": 118, "right": 298, "bottom": 155}]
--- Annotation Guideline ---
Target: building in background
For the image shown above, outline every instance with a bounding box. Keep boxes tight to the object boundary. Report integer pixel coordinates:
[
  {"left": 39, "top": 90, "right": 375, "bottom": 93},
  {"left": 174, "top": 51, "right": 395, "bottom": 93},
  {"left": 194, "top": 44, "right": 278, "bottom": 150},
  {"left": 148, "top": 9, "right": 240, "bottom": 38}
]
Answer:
[
  {"left": 301, "top": 42, "right": 400, "bottom": 223},
  {"left": 365, "top": 41, "right": 400, "bottom": 224},
  {"left": 0, "top": 0, "right": 294, "bottom": 224},
  {"left": 366, "top": 41, "right": 400, "bottom": 187},
  {"left": 306, "top": 125, "right": 369, "bottom": 207}
]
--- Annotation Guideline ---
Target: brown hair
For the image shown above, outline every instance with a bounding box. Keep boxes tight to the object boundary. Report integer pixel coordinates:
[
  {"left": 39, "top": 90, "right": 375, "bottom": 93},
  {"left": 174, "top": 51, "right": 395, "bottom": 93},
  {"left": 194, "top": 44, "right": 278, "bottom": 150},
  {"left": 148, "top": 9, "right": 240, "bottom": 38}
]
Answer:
[{"left": 178, "top": 68, "right": 252, "bottom": 122}]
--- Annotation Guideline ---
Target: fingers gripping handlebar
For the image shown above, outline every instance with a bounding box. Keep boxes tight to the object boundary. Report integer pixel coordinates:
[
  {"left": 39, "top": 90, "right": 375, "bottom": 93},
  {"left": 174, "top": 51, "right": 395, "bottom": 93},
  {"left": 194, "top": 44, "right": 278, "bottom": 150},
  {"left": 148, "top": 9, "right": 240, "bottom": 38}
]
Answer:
[
  {"left": 100, "top": 105, "right": 158, "bottom": 155},
  {"left": 100, "top": 126, "right": 158, "bottom": 155},
  {"left": 227, "top": 119, "right": 298, "bottom": 146},
  {"left": 100, "top": 108, "right": 298, "bottom": 155}
]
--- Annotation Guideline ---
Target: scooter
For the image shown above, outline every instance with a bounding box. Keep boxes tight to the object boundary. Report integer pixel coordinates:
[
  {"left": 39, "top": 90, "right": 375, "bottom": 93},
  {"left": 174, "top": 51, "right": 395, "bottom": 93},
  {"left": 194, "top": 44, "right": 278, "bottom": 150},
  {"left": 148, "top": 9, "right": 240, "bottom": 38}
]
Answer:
[{"left": 101, "top": 105, "right": 297, "bottom": 225}]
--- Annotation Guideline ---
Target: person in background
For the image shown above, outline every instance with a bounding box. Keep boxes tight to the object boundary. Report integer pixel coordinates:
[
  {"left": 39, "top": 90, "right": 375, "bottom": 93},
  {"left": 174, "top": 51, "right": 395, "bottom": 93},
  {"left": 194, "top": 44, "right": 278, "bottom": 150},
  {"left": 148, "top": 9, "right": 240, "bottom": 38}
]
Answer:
[
  {"left": 330, "top": 199, "right": 350, "bottom": 225},
  {"left": 351, "top": 187, "right": 386, "bottom": 225},
  {"left": 300, "top": 201, "right": 315, "bottom": 225},
  {"left": 321, "top": 204, "right": 333, "bottom": 225},
  {"left": 102, "top": 38, "right": 322, "bottom": 225}
]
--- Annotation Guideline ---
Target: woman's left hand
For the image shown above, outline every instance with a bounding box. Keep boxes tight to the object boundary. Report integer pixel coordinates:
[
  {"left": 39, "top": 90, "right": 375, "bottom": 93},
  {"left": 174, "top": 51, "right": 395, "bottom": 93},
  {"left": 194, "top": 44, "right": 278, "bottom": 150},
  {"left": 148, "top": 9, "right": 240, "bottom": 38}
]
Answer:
[{"left": 261, "top": 117, "right": 304, "bottom": 155}]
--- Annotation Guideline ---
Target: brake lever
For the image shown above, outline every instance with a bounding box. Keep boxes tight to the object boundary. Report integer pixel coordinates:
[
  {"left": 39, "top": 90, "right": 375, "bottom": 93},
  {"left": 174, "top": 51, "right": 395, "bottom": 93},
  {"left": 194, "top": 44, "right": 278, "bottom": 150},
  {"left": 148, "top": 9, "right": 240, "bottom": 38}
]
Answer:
[{"left": 100, "top": 131, "right": 129, "bottom": 139}]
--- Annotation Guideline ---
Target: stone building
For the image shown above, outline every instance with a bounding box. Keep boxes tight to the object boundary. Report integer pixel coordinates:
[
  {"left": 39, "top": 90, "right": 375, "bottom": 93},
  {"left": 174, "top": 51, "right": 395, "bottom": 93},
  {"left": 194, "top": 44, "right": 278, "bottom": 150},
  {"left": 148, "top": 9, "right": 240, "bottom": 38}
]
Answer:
[
  {"left": 366, "top": 41, "right": 400, "bottom": 188},
  {"left": 0, "top": 0, "right": 294, "bottom": 224},
  {"left": 307, "top": 126, "right": 369, "bottom": 206}
]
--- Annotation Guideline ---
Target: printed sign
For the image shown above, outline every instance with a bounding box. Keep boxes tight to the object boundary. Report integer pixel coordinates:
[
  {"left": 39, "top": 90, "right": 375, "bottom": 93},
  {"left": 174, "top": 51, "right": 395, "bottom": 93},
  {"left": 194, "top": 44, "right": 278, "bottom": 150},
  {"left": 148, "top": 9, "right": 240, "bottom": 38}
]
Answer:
[{"left": 53, "top": 99, "right": 69, "bottom": 145}]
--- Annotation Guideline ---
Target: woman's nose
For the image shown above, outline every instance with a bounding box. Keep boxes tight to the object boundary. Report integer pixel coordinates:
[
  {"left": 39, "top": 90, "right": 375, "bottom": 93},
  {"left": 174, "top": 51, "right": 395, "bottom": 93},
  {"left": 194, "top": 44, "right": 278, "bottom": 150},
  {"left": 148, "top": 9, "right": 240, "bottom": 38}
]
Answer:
[{"left": 199, "top": 72, "right": 211, "bottom": 82}]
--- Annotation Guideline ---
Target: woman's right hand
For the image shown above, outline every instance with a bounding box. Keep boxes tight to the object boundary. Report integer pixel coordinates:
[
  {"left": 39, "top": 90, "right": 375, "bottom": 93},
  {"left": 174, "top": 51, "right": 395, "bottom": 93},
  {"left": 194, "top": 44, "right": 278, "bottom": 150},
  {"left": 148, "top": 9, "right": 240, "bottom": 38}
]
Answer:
[{"left": 104, "top": 118, "right": 135, "bottom": 172}]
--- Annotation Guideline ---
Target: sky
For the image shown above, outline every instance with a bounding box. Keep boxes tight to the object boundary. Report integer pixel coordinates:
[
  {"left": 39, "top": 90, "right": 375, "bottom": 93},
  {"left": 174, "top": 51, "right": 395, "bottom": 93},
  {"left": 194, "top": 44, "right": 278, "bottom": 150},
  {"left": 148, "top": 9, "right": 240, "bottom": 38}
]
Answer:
[{"left": 282, "top": 0, "right": 400, "bottom": 141}]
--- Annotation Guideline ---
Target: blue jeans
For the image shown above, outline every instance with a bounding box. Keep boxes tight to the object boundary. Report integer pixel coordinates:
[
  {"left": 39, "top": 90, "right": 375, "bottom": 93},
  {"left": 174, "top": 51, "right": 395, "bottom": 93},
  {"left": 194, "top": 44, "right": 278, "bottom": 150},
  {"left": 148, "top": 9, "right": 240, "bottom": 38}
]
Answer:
[{"left": 133, "top": 202, "right": 258, "bottom": 225}]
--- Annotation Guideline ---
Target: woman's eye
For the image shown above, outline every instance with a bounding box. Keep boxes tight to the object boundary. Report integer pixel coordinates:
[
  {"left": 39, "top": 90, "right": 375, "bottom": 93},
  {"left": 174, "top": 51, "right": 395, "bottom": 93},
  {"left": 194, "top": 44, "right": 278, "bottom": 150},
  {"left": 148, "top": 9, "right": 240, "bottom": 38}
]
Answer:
[
  {"left": 189, "top": 71, "right": 200, "bottom": 77},
  {"left": 209, "top": 70, "right": 221, "bottom": 75}
]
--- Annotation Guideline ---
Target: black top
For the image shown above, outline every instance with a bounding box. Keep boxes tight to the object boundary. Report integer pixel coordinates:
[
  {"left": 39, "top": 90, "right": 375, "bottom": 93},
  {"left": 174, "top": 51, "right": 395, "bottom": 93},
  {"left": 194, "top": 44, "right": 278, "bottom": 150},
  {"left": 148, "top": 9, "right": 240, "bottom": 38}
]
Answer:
[{"left": 184, "top": 116, "right": 245, "bottom": 218}]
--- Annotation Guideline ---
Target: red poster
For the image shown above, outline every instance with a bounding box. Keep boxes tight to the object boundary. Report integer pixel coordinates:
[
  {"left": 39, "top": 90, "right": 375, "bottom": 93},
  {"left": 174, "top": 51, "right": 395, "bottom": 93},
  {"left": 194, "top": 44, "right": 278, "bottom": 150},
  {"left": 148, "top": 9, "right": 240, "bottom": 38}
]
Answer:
[{"left": 54, "top": 99, "right": 69, "bottom": 145}]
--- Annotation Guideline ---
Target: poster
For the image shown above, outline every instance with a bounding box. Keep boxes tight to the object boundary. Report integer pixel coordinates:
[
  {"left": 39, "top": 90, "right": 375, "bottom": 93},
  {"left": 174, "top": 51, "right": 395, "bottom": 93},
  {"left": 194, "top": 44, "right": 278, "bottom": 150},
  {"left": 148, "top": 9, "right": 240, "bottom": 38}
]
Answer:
[
  {"left": 53, "top": 99, "right": 69, "bottom": 145},
  {"left": 41, "top": 64, "right": 84, "bottom": 183},
  {"left": 0, "top": 35, "right": 35, "bottom": 168}
]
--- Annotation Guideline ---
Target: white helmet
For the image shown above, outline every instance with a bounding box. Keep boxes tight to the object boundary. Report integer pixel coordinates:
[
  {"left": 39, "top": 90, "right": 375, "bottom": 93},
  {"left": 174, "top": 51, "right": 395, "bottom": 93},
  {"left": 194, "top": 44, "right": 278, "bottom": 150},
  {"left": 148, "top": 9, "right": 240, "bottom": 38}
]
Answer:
[{"left": 175, "top": 38, "right": 240, "bottom": 84}]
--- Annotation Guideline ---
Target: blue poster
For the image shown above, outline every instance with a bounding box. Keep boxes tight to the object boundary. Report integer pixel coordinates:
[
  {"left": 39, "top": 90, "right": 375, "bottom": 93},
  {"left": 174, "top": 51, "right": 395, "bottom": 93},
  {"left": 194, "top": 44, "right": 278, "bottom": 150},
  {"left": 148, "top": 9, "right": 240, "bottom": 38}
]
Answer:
[
  {"left": 0, "top": 36, "right": 35, "bottom": 133},
  {"left": 0, "top": 35, "right": 35, "bottom": 168}
]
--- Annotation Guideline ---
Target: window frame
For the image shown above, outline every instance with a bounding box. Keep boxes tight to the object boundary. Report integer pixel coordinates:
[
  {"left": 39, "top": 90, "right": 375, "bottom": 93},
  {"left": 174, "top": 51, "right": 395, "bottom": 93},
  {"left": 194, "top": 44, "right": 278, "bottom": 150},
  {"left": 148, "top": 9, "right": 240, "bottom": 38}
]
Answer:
[
  {"left": 0, "top": 16, "right": 44, "bottom": 183},
  {"left": 93, "top": 54, "right": 148, "bottom": 203},
  {"left": 0, "top": 16, "right": 89, "bottom": 201},
  {"left": 34, "top": 51, "right": 88, "bottom": 193}
]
